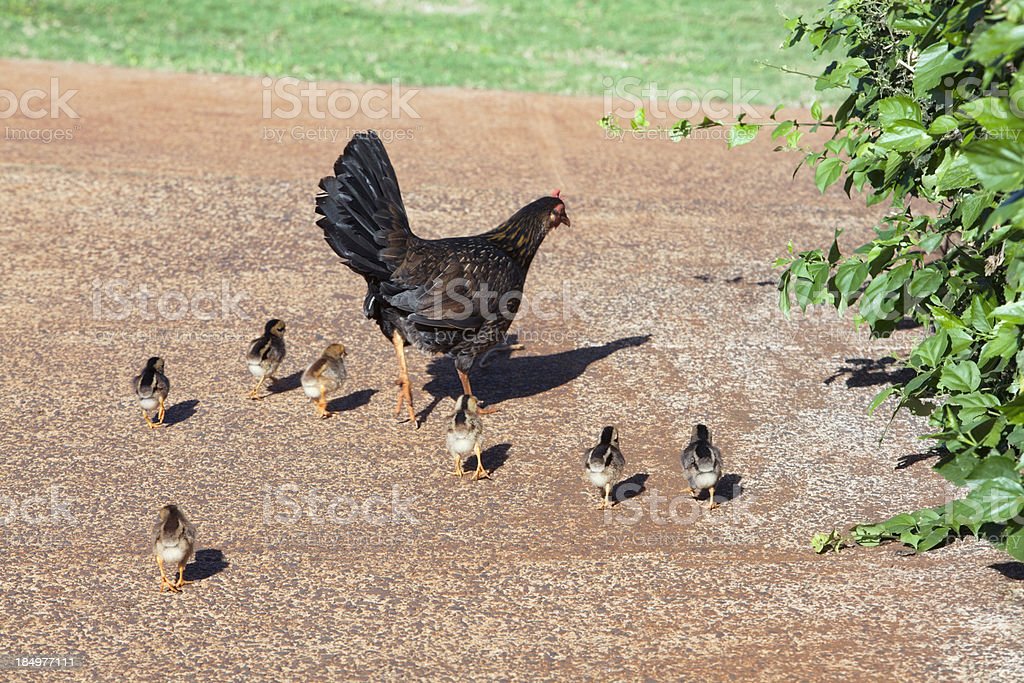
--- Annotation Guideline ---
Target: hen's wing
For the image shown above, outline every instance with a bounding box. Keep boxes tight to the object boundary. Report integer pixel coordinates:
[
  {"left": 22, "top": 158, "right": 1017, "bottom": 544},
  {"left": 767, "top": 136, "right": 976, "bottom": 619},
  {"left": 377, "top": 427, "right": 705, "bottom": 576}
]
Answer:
[{"left": 382, "top": 237, "right": 525, "bottom": 330}]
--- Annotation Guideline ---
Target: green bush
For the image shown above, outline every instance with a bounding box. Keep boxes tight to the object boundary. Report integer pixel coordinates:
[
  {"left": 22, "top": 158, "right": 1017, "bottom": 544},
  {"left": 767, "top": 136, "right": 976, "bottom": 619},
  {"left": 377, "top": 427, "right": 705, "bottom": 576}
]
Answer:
[
  {"left": 776, "top": 0, "right": 1024, "bottom": 558},
  {"left": 605, "top": 0, "right": 1024, "bottom": 558},
  {"left": 773, "top": 0, "right": 1024, "bottom": 558}
]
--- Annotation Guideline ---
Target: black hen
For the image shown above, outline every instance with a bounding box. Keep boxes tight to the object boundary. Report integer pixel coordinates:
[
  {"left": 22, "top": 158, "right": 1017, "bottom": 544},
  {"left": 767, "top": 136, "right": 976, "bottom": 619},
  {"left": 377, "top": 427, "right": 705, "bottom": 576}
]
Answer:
[{"left": 315, "top": 131, "right": 570, "bottom": 425}]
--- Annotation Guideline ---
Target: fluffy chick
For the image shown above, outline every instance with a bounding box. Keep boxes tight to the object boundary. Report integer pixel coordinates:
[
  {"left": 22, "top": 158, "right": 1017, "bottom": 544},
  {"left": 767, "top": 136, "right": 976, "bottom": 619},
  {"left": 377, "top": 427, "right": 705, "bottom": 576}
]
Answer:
[
  {"left": 245, "top": 319, "right": 286, "bottom": 399},
  {"left": 133, "top": 356, "right": 170, "bottom": 429},
  {"left": 152, "top": 504, "right": 196, "bottom": 593},
  {"left": 301, "top": 343, "right": 348, "bottom": 418}
]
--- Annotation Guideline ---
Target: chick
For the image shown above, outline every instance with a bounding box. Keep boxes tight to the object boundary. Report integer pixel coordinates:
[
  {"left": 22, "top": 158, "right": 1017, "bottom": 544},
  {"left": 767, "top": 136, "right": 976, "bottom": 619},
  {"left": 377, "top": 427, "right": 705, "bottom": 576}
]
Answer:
[
  {"left": 301, "top": 343, "right": 348, "bottom": 418},
  {"left": 152, "top": 504, "right": 196, "bottom": 593},
  {"left": 133, "top": 356, "right": 170, "bottom": 429},
  {"left": 681, "top": 424, "right": 723, "bottom": 510},
  {"left": 245, "top": 319, "right": 286, "bottom": 399},
  {"left": 446, "top": 394, "right": 487, "bottom": 480},
  {"left": 583, "top": 426, "right": 625, "bottom": 509}
]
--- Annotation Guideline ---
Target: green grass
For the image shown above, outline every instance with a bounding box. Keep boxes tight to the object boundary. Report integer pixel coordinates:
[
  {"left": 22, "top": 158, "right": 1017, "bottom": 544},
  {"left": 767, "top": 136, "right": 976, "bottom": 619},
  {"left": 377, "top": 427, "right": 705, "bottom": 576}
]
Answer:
[{"left": 0, "top": 0, "right": 826, "bottom": 104}]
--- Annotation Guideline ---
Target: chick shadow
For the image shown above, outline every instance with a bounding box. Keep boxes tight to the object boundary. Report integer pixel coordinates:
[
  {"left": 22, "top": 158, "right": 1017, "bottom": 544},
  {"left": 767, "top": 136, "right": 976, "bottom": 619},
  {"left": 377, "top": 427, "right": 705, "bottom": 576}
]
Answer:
[
  {"left": 163, "top": 399, "right": 199, "bottom": 427},
  {"left": 419, "top": 334, "right": 652, "bottom": 422},
  {"left": 326, "top": 389, "right": 378, "bottom": 413},
  {"left": 990, "top": 562, "right": 1024, "bottom": 581},
  {"left": 480, "top": 442, "right": 513, "bottom": 475},
  {"left": 613, "top": 473, "right": 649, "bottom": 503},
  {"left": 268, "top": 370, "right": 303, "bottom": 394},
  {"left": 184, "top": 548, "right": 229, "bottom": 582},
  {"left": 713, "top": 473, "right": 744, "bottom": 503},
  {"left": 823, "top": 357, "right": 915, "bottom": 388}
]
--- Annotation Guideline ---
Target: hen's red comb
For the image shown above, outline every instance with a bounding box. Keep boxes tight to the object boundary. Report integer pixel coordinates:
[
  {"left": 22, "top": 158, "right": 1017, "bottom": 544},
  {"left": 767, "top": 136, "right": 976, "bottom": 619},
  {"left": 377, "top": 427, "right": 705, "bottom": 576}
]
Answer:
[{"left": 552, "top": 189, "right": 561, "bottom": 198}]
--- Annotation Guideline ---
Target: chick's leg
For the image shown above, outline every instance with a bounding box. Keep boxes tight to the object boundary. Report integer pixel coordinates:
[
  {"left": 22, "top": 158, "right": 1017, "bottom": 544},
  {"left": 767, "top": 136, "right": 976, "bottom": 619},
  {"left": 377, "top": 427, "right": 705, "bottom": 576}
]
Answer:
[
  {"left": 248, "top": 376, "right": 266, "bottom": 400},
  {"left": 156, "top": 555, "right": 179, "bottom": 593},
  {"left": 472, "top": 441, "right": 490, "bottom": 481},
  {"left": 175, "top": 563, "right": 192, "bottom": 589},
  {"left": 156, "top": 396, "right": 165, "bottom": 426},
  {"left": 392, "top": 330, "right": 417, "bottom": 427},
  {"left": 456, "top": 368, "right": 497, "bottom": 414},
  {"left": 451, "top": 454, "right": 465, "bottom": 477},
  {"left": 602, "top": 483, "right": 612, "bottom": 510},
  {"left": 316, "top": 381, "right": 331, "bottom": 418},
  {"left": 707, "top": 486, "right": 718, "bottom": 511}
]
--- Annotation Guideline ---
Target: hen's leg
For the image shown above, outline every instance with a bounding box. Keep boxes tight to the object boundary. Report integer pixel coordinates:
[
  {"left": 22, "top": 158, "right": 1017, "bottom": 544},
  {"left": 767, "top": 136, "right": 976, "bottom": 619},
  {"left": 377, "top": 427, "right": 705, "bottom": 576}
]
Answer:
[
  {"left": 456, "top": 368, "right": 498, "bottom": 414},
  {"left": 392, "top": 330, "right": 417, "bottom": 427}
]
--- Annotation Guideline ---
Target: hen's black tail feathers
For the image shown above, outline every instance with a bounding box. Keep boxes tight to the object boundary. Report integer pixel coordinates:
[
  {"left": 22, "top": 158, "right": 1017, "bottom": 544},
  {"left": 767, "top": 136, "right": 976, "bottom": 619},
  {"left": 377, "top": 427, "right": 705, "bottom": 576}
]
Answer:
[{"left": 315, "top": 131, "right": 413, "bottom": 280}]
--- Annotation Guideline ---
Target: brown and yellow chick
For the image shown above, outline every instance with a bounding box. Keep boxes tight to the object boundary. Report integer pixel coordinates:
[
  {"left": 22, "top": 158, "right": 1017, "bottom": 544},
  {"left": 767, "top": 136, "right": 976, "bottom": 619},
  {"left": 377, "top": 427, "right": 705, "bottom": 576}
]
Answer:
[
  {"left": 133, "top": 356, "right": 170, "bottom": 429},
  {"left": 152, "top": 504, "right": 196, "bottom": 593},
  {"left": 301, "top": 343, "right": 348, "bottom": 418},
  {"left": 446, "top": 394, "right": 487, "bottom": 480},
  {"left": 245, "top": 319, "right": 286, "bottom": 399}
]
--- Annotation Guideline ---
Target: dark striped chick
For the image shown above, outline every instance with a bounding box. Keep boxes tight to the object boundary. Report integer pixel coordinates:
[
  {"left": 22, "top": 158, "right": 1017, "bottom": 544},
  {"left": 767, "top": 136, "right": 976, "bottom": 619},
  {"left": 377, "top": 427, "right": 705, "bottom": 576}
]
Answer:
[
  {"left": 583, "top": 426, "right": 625, "bottom": 509},
  {"left": 153, "top": 504, "right": 196, "bottom": 593},
  {"left": 446, "top": 394, "right": 487, "bottom": 480},
  {"left": 301, "top": 343, "right": 348, "bottom": 418},
  {"left": 245, "top": 319, "right": 286, "bottom": 399},
  {"left": 681, "top": 424, "right": 723, "bottom": 510},
  {"left": 133, "top": 356, "right": 170, "bottom": 429}
]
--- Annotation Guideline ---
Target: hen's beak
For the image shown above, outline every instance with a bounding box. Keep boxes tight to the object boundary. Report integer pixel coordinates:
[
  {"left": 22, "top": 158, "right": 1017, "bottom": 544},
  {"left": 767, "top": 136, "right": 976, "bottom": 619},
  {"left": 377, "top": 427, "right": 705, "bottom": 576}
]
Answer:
[{"left": 562, "top": 213, "right": 571, "bottom": 228}]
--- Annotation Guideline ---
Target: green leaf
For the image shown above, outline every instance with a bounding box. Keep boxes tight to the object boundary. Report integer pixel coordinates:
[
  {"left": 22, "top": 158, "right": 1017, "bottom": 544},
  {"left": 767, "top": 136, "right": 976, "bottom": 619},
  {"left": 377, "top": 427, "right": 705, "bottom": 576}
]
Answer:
[
  {"left": 960, "top": 97, "right": 1024, "bottom": 134},
  {"left": 878, "top": 96, "right": 923, "bottom": 127},
  {"left": 966, "top": 477, "right": 1024, "bottom": 523},
  {"left": 727, "top": 123, "right": 760, "bottom": 149},
  {"left": 993, "top": 301, "right": 1024, "bottom": 324},
  {"left": 630, "top": 108, "right": 647, "bottom": 130},
  {"left": 1001, "top": 393, "right": 1024, "bottom": 425},
  {"left": 939, "top": 360, "right": 981, "bottom": 393},
  {"left": 810, "top": 100, "right": 823, "bottom": 121},
  {"left": 964, "top": 140, "right": 1024, "bottom": 192},
  {"left": 914, "top": 43, "right": 965, "bottom": 96},
  {"left": 814, "top": 157, "right": 843, "bottom": 193},
  {"left": 834, "top": 259, "right": 869, "bottom": 298},
  {"left": 980, "top": 323, "right": 1020, "bottom": 362},
  {"left": 935, "top": 451, "right": 981, "bottom": 486},
  {"left": 877, "top": 120, "right": 933, "bottom": 152},
  {"left": 908, "top": 267, "right": 942, "bottom": 298},
  {"left": 966, "top": 456, "right": 1021, "bottom": 486},
  {"left": 869, "top": 386, "right": 897, "bottom": 414},
  {"left": 970, "top": 22, "right": 1024, "bottom": 64},
  {"left": 1005, "top": 524, "right": 1024, "bottom": 561},
  {"left": 934, "top": 151, "right": 978, "bottom": 192},
  {"left": 928, "top": 115, "right": 959, "bottom": 135},
  {"left": 912, "top": 330, "right": 949, "bottom": 368}
]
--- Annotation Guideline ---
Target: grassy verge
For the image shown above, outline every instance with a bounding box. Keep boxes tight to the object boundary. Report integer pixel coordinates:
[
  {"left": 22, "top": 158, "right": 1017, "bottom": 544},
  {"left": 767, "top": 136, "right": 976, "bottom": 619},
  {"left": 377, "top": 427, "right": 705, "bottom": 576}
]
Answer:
[{"left": 1, "top": 0, "right": 824, "bottom": 103}]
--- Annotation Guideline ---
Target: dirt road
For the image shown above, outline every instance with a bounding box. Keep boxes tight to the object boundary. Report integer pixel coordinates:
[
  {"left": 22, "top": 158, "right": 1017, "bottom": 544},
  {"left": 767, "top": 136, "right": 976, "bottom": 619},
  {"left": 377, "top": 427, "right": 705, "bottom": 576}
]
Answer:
[{"left": 1, "top": 61, "right": 1021, "bottom": 681}]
